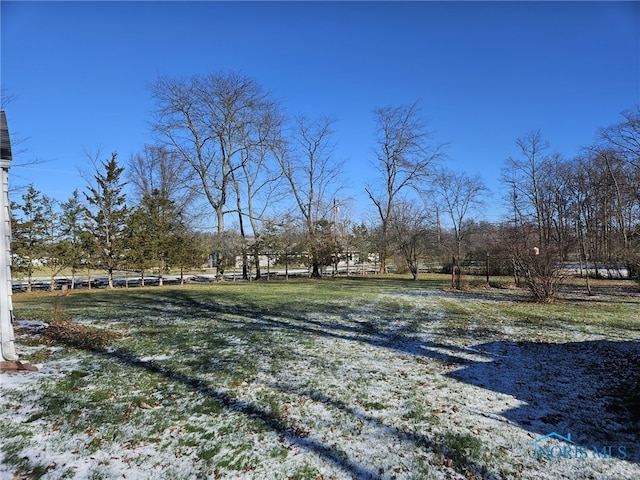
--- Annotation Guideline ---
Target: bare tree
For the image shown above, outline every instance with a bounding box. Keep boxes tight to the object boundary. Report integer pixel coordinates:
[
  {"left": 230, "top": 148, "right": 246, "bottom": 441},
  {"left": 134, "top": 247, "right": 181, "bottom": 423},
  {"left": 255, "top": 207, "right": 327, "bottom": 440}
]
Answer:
[
  {"left": 598, "top": 105, "right": 640, "bottom": 169},
  {"left": 600, "top": 108, "right": 640, "bottom": 281},
  {"left": 388, "top": 201, "right": 430, "bottom": 280},
  {"left": 501, "top": 130, "right": 560, "bottom": 247},
  {"left": 431, "top": 168, "right": 488, "bottom": 279},
  {"left": 512, "top": 245, "right": 565, "bottom": 303},
  {"left": 149, "top": 71, "right": 279, "bottom": 277},
  {"left": 366, "top": 101, "right": 444, "bottom": 274},
  {"left": 276, "top": 116, "right": 343, "bottom": 277},
  {"left": 1, "top": 88, "right": 16, "bottom": 110},
  {"left": 594, "top": 110, "right": 640, "bottom": 268},
  {"left": 567, "top": 155, "right": 596, "bottom": 294},
  {"left": 127, "top": 144, "right": 196, "bottom": 214},
  {"left": 501, "top": 131, "right": 565, "bottom": 301},
  {"left": 571, "top": 148, "right": 636, "bottom": 279},
  {"left": 230, "top": 106, "right": 285, "bottom": 280}
]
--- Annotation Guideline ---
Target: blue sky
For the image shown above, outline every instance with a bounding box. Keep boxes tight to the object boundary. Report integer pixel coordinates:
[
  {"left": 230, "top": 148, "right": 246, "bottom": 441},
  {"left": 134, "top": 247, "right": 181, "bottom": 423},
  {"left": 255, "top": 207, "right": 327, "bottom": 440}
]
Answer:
[{"left": 1, "top": 1, "right": 639, "bottom": 223}]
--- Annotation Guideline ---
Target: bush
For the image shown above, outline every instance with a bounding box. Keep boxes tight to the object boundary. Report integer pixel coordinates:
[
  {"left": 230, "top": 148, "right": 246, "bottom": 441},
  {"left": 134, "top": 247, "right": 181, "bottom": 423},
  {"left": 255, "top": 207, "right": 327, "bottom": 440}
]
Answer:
[{"left": 513, "top": 248, "right": 564, "bottom": 302}]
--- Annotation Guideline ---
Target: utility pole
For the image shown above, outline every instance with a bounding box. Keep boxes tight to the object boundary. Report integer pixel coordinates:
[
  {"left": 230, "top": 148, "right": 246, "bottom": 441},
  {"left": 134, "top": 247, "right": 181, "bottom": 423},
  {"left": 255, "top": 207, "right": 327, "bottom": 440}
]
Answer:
[
  {"left": 333, "top": 198, "right": 339, "bottom": 276},
  {"left": 0, "top": 111, "right": 36, "bottom": 371}
]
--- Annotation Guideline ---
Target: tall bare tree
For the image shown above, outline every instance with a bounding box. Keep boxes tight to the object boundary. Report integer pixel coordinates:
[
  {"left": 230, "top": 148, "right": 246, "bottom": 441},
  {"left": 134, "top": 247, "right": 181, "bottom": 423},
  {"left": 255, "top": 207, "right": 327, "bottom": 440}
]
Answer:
[
  {"left": 149, "top": 71, "right": 280, "bottom": 277},
  {"left": 230, "top": 107, "right": 284, "bottom": 280},
  {"left": 501, "top": 131, "right": 565, "bottom": 301},
  {"left": 366, "top": 101, "right": 443, "bottom": 274},
  {"left": 572, "top": 148, "right": 635, "bottom": 277},
  {"left": 501, "top": 130, "right": 559, "bottom": 247},
  {"left": 276, "top": 116, "right": 343, "bottom": 277},
  {"left": 431, "top": 168, "right": 488, "bottom": 272},
  {"left": 595, "top": 108, "right": 640, "bottom": 270}
]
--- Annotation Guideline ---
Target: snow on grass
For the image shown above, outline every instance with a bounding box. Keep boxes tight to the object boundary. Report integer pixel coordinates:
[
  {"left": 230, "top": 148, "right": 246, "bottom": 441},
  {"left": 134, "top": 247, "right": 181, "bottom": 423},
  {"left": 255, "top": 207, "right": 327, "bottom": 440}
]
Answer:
[
  {"left": 139, "top": 354, "right": 173, "bottom": 362},
  {"left": 2, "top": 279, "right": 639, "bottom": 479}
]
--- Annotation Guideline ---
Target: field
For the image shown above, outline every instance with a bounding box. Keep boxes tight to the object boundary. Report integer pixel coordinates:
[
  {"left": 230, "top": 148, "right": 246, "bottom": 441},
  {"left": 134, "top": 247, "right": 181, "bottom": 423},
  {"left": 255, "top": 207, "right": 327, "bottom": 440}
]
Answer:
[{"left": 1, "top": 275, "right": 639, "bottom": 480}]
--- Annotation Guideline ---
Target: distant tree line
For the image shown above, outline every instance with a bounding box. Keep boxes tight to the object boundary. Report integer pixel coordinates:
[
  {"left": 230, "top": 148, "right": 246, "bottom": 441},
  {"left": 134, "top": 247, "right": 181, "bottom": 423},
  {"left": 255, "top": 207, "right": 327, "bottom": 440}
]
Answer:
[
  {"left": 7, "top": 72, "right": 640, "bottom": 300},
  {"left": 500, "top": 116, "right": 640, "bottom": 300},
  {"left": 11, "top": 153, "right": 209, "bottom": 291}
]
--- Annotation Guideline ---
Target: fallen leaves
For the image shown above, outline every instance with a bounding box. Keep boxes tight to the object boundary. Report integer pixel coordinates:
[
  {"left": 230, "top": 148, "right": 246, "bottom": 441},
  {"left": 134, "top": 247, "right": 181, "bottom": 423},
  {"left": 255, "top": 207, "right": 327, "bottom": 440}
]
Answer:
[{"left": 42, "top": 320, "right": 122, "bottom": 349}]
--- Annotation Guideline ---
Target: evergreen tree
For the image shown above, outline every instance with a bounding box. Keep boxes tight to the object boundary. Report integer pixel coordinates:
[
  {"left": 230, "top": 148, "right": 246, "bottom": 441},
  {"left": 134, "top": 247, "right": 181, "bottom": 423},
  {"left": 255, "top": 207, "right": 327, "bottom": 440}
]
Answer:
[
  {"left": 126, "top": 189, "right": 178, "bottom": 286},
  {"left": 168, "top": 229, "right": 209, "bottom": 285},
  {"left": 123, "top": 206, "right": 150, "bottom": 285},
  {"left": 41, "top": 195, "right": 66, "bottom": 291},
  {"left": 84, "top": 153, "right": 128, "bottom": 289},
  {"left": 60, "top": 189, "right": 89, "bottom": 289},
  {"left": 11, "top": 185, "right": 47, "bottom": 292},
  {"left": 349, "top": 223, "right": 375, "bottom": 275}
]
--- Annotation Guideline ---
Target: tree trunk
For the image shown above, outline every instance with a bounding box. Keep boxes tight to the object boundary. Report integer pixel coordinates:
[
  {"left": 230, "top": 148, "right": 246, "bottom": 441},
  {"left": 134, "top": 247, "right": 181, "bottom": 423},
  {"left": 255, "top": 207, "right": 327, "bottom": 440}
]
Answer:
[
  {"left": 311, "top": 262, "right": 321, "bottom": 278},
  {"left": 215, "top": 207, "right": 225, "bottom": 280},
  {"left": 253, "top": 250, "right": 261, "bottom": 281},
  {"left": 378, "top": 242, "right": 387, "bottom": 274},
  {"left": 410, "top": 265, "right": 418, "bottom": 281},
  {"left": 346, "top": 247, "right": 350, "bottom": 277}
]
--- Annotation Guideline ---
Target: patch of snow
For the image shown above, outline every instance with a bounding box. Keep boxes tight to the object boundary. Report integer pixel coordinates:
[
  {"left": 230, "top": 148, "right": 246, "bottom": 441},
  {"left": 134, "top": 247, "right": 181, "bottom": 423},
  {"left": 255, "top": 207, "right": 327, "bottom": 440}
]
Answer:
[
  {"left": 2, "top": 286, "right": 639, "bottom": 479},
  {"left": 139, "top": 354, "right": 172, "bottom": 362}
]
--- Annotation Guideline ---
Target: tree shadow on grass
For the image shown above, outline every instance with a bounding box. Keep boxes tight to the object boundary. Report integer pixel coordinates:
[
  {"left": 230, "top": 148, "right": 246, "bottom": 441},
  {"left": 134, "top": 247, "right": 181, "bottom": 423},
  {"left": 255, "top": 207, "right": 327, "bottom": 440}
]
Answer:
[
  {"left": 446, "top": 339, "right": 640, "bottom": 462},
  {"left": 83, "top": 345, "right": 495, "bottom": 480},
  {"left": 89, "top": 346, "right": 381, "bottom": 479},
  {"left": 47, "top": 285, "right": 640, "bottom": 470},
  {"left": 43, "top": 289, "right": 498, "bottom": 478},
  {"left": 189, "top": 292, "right": 640, "bottom": 466}
]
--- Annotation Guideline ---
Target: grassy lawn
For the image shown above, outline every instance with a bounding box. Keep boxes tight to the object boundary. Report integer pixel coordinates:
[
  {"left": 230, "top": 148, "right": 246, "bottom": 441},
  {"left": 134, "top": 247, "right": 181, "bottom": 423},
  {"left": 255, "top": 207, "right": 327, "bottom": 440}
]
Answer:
[{"left": 1, "top": 275, "right": 639, "bottom": 479}]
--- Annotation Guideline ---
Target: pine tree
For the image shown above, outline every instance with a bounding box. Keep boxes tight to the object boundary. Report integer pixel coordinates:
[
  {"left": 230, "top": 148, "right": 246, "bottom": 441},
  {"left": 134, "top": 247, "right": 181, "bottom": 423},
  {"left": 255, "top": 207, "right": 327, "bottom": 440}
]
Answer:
[
  {"left": 84, "top": 153, "right": 128, "bottom": 289},
  {"left": 126, "top": 188, "right": 180, "bottom": 286},
  {"left": 168, "top": 229, "right": 208, "bottom": 285},
  {"left": 60, "top": 189, "right": 89, "bottom": 289},
  {"left": 41, "top": 195, "right": 65, "bottom": 291},
  {"left": 11, "top": 185, "right": 47, "bottom": 292}
]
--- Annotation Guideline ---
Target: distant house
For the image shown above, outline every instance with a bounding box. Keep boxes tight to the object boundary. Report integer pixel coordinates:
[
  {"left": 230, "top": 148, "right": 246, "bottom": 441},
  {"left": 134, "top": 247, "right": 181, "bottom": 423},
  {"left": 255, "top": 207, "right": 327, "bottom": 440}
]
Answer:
[{"left": 235, "top": 255, "right": 270, "bottom": 268}]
